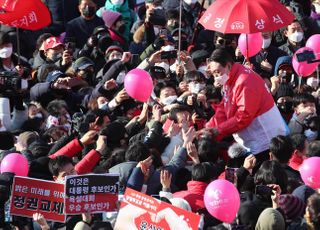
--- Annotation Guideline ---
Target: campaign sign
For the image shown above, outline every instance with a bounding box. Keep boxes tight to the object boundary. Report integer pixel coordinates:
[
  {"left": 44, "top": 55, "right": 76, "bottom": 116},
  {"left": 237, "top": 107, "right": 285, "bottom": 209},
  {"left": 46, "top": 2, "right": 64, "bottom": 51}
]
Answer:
[
  {"left": 114, "top": 188, "right": 201, "bottom": 230},
  {"left": 65, "top": 174, "right": 119, "bottom": 215},
  {"left": 10, "top": 176, "right": 65, "bottom": 222}
]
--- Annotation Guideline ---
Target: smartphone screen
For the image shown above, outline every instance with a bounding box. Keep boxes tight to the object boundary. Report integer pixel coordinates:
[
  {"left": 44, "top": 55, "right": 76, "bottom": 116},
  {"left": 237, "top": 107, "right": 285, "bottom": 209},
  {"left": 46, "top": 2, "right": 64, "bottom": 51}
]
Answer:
[{"left": 225, "top": 167, "right": 238, "bottom": 183}]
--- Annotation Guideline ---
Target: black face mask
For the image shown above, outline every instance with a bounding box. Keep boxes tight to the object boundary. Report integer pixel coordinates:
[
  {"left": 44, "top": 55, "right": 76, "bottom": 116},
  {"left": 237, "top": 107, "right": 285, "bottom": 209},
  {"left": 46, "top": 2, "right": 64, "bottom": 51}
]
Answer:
[
  {"left": 82, "top": 5, "right": 96, "bottom": 18},
  {"left": 118, "top": 24, "right": 126, "bottom": 34},
  {"left": 277, "top": 101, "right": 293, "bottom": 114}
]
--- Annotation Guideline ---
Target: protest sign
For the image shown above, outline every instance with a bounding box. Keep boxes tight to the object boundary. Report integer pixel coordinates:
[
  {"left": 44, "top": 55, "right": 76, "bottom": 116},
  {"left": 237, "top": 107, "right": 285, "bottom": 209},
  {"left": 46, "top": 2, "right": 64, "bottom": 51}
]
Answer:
[
  {"left": 65, "top": 173, "right": 119, "bottom": 215},
  {"left": 10, "top": 176, "right": 65, "bottom": 223},
  {"left": 114, "top": 188, "right": 201, "bottom": 230}
]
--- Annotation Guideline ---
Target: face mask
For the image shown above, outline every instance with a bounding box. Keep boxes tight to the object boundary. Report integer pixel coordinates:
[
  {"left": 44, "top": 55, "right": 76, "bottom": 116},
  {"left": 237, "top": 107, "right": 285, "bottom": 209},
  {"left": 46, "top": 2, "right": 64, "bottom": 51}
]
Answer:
[
  {"left": 289, "top": 31, "right": 304, "bottom": 43},
  {"left": 156, "top": 62, "right": 170, "bottom": 73},
  {"left": 154, "top": 27, "right": 160, "bottom": 36},
  {"left": 162, "top": 45, "right": 175, "bottom": 52},
  {"left": 189, "top": 82, "right": 205, "bottom": 94},
  {"left": 51, "top": 53, "right": 62, "bottom": 62},
  {"left": 0, "top": 46, "right": 13, "bottom": 58},
  {"left": 98, "top": 101, "right": 108, "bottom": 110},
  {"left": 184, "top": 0, "right": 197, "bottom": 5},
  {"left": 0, "top": 126, "right": 6, "bottom": 131},
  {"left": 198, "top": 66, "right": 208, "bottom": 78},
  {"left": 262, "top": 38, "right": 272, "bottom": 49},
  {"left": 214, "top": 73, "right": 229, "bottom": 86},
  {"left": 305, "top": 129, "right": 318, "bottom": 142},
  {"left": 116, "top": 71, "right": 126, "bottom": 84},
  {"left": 307, "top": 77, "right": 319, "bottom": 89},
  {"left": 82, "top": 5, "right": 96, "bottom": 18},
  {"left": 111, "top": 0, "right": 124, "bottom": 5},
  {"left": 34, "top": 113, "right": 43, "bottom": 119},
  {"left": 161, "top": 95, "right": 177, "bottom": 105}
]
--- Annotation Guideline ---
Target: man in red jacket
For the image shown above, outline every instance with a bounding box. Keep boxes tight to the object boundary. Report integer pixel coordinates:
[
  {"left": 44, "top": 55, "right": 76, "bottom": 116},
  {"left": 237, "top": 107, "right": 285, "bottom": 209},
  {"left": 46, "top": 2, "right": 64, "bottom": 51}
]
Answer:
[{"left": 206, "top": 49, "right": 288, "bottom": 164}]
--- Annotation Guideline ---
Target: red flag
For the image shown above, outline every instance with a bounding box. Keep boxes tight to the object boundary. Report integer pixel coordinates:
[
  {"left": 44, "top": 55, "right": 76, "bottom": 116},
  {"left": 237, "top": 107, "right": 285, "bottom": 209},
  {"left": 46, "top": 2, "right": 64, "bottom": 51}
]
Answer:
[
  {"left": 0, "top": 0, "right": 19, "bottom": 12},
  {"left": 0, "top": 0, "right": 51, "bottom": 30}
]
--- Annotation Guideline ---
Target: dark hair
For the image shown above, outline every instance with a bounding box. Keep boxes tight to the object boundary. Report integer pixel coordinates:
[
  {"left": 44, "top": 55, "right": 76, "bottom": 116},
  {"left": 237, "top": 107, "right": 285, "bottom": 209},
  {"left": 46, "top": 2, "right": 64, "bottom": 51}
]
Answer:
[
  {"left": 184, "top": 71, "right": 205, "bottom": 83},
  {"left": 103, "top": 148, "right": 126, "bottom": 170},
  {"left": 198, "top": 137, "right": 219, "bottom": 163},
  {"left": 165, "top": 9, "right": 182, "bottom": 21},
  {"left": 205, "top": 85, "right": 222, "bottom": 102},
  {"left": 125, "top": 142, "right": 149, "bottom": 162},
  {"left": 290, "top": 134, "right": 306, "bottom": 152},
  {"left": 292, "top": 93, "right": 316, "bottom": 108},
  {"left": 208, "top": 48, "right": 234, "bottom": 67},
  {"left": 78, "top": 0, "right": 97, "bottom": 4},
  {"left": 306, "top": 193, "right": 320, "bottom": 230},
  {"left": 269, "top": 135, "right": 294, "bottom": 164},
  {"left": 46, "top": 99, "right": 68, "bottom": 117},
  {"left": 254, "top": 160, "right": 288, "bottom": 193},
  {"left": 153, "top": 80, "right": 177, "bottom": 97},
  {"left": 192, "top": 162, "right": 216, "bottom": 183},
  {"left": 307, "top": 141, "right": 320, "bottom": 157},
  {"left": 48, "top": 156, "right": 74, "bottom": 177},
  {"left": 168, "top": 105, "right": 191, "bottom": 123}
]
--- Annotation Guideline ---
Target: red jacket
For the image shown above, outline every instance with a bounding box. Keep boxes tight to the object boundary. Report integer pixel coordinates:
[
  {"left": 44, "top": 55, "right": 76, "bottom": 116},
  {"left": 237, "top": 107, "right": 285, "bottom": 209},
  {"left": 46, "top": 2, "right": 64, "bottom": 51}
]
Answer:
[
  {"left": 289, "top": 152, "right": 305, "bottom": 171},
  {"left": 173, "top": 181, "right": 208, "bottom": 212},
  {"left": 206, "top": 64, "right": 287, "bottom": 154},
  {"left": 49, "top": 138, "right": 101, "bottom": 175}
]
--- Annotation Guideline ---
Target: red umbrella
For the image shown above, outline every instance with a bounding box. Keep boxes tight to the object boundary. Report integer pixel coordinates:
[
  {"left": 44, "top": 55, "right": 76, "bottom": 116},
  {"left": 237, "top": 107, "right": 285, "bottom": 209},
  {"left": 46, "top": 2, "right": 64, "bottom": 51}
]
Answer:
[
  {"left": 0, "top": 0, "right": 51, "bottom": 30},
  {"left": 199, "top": 0, "right": 295, "bottom": 34}
]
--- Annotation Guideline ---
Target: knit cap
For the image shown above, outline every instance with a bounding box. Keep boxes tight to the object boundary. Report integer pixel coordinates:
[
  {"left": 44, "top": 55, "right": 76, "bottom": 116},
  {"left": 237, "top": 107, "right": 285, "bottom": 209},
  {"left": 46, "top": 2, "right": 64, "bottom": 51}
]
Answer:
[
  {"left": 101, "top": 9, "right": 121, "bottom": 28},
  {"left": 278, "top": 194, "right": 305, "bottom": 221}
]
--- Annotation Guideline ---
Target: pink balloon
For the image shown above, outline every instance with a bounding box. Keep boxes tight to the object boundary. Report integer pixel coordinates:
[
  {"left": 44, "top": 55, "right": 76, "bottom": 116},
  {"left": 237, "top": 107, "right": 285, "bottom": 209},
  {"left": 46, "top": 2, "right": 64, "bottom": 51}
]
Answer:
[
  {"left": 300, "top": 157, "right": 320, "bottom": 189},
  {"left": 124, "top": 69, "right": 153, "bottom": 102},
  {"left": 306, "top": 34, "right": 320, "bottom": 59},
  {"left": 238, "top": 33, "right": 263, "bottom": 58},
  {"left": 204, "top": 179, "right": 240, "bottom": 223},
  {"left": 0, "top": 153, "right": 29, "bottom": 176},
  {"left": 292, "top": 47, "right": 318, "bottom": 77}
]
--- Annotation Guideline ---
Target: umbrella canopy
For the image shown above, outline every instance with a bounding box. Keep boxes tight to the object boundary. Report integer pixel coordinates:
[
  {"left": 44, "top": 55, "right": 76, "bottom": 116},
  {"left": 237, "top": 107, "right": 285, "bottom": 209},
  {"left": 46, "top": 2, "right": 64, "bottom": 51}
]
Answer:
[
  {"left": 0, "top": 0, "right": 51, "bottom": 30},
  {"left": 199, "top": 0, "right": 295, "bottom": 34}
]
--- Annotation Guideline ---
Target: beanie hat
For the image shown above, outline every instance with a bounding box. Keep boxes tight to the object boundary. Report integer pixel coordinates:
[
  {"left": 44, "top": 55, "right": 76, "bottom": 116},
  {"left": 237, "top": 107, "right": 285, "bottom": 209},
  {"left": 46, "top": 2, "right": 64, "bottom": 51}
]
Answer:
[
  {"left": 256, "top": 208, "right": 285, "bottom": 230},
  {"left": 292, "top": 185, "right": 316, "bottom": 204},
  {"left": 102, "top": 9, "right": 121, "bottom": 28},
  {"left": 74, "top": 221, "right": 91, "bottom": 230},
  {"left": 169, "top": 198, "right": 191, "bottom": 211},
  {"left": 278, "top": 194, "right": 305, "bottom": 221}
]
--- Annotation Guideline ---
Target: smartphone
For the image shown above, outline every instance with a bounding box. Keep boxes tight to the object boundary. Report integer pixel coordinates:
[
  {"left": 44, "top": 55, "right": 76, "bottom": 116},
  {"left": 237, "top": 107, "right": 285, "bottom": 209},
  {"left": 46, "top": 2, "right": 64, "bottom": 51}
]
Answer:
[
  {"left": 161, "top": 50, "right": 177, "bottom": 59},
  {"left": 64, "top": 37, "right": 76, "bottom": 53},
  {"left": 255, "top": 185, "right": 273, "bottom": 197},
  {"left": 225, "top": 167, "right": 238, "bottom": 183}
]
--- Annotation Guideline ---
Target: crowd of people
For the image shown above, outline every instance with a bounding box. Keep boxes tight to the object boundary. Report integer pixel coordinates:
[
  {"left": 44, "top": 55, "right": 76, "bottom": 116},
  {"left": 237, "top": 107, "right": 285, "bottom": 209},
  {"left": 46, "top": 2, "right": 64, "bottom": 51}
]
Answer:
[{"left": 0, "top": 0, "right": 320, "bottom": 229}]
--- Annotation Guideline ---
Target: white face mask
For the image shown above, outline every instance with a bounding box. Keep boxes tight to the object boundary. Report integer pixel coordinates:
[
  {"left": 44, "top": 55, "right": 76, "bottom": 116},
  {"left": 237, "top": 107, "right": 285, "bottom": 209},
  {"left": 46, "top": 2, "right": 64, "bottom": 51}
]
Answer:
[
  {"left": 305, "top": 129, "right": 318, "bottom": 142},
  {"left": 162, "top": 45, "right": 175, "bottom": 52},
  {"left": 288, "top": 31, "right": 304, "bottom": 43},
  {"left": 184, "top": 0, "right": 197, "bottom": 5},
  {"left": 307, "top": 77, "right": 319, "bottom": 89},
  {"left": 0, "top": 46, "right": 13, "bottom": 58},
  {"left": 116, "top": 71, "right": 126, "bottom": 84},
  {"left": 98, "top": 101, "right": 108, "bottom": 110},
  {"left": 34, "top": 113, "right": 43, "bottom": 119},
  {"left": 214, "top": 73, "right": 229, "bottom": 87},
  {"left": 0, "top": 126, "right": 6, "bottom": 131},
  {"left": 262, "top": 38, "right": 272, "bottom": 49},
  {"left": 161, "top": 95, "right": 177, "bottom": 105},
  {"left": 110, "top": 0, "right": 124, "bottom": 5},
  {"left": 156, "top": 62, "right": 170, "bottom": 73},
  {"left": 189, "top": 82, "right": 205, "bottom": 94},
  {"left": 198, "top": 66, "right": 208, "bottom": 77}
]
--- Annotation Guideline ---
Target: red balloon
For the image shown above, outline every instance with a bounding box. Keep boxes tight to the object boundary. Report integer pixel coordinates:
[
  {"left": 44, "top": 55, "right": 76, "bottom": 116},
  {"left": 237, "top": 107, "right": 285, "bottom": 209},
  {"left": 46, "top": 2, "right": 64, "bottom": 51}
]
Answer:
[
  {"left": 124, "top": 69, "right": 153, "bottom": 102},
  {"left": 292, "top": 47, "right": 318, "bottom": 77}
]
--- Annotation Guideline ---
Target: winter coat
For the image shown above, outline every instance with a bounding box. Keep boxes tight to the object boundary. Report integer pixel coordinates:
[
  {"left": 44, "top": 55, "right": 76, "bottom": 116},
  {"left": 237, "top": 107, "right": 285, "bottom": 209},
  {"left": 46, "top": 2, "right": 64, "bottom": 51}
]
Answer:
[
  {"left": 173, "top": 181, "right": 208, "bottom": 212},
  {"left": 206, "top": 63, "right": 287, "bottom": 154}
]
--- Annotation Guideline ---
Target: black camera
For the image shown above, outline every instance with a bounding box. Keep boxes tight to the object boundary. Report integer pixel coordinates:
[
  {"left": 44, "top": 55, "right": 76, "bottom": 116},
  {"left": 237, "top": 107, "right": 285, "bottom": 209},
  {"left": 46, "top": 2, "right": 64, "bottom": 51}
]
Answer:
[
  {"left": 0, "top": 71, "right": 27, "bottom": 94},
  {"left": 304, "top": 115, "right": 320, "bottom": 131},
  {"left": 161, "top": 50, "right": 177, "bottom": 59},
  {"left": 296, "top": 50, "right": 316, "bottom": 63}
]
